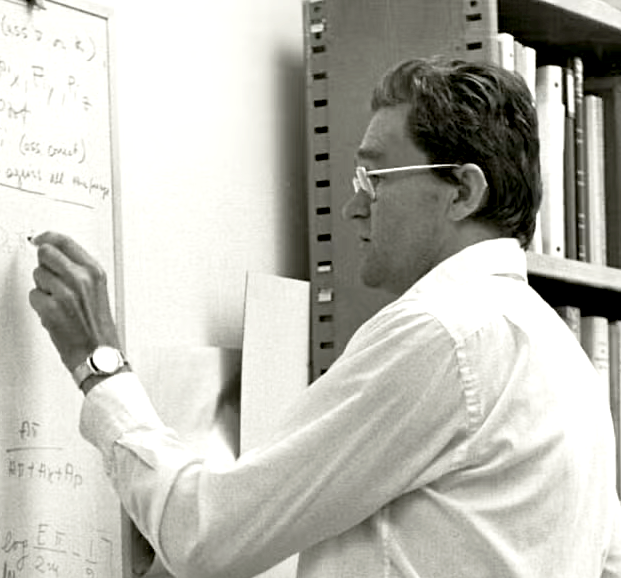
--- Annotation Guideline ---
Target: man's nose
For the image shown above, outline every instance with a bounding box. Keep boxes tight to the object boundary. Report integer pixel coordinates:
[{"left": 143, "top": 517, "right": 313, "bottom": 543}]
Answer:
[{"left": 341, "top": 190, "right": 371, "bottom": 222}]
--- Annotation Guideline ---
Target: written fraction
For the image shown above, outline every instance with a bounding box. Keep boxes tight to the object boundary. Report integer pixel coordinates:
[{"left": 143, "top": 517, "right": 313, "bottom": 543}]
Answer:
[
  {"left": 1, "top": 522, "right": 116, "bottom": 578},
  {"left": 2, "top": 416, "right": 118, "bottom": 578}
]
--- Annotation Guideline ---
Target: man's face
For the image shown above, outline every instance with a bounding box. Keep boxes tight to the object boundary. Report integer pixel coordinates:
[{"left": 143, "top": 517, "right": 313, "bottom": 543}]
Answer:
[{"left": 343, "top": 104, "right": 455, "bottom": 296}]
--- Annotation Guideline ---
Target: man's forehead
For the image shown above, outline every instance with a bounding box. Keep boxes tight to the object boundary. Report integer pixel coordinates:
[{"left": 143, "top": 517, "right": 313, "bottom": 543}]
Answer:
[{"left": 356, "top": 105, "right": 415, "bottom": 164}]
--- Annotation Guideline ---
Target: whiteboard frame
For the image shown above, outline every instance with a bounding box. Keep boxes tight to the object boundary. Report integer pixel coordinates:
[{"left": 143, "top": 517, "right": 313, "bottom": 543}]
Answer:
[{"left": 3, "top": 0, "right": 129, "bottom": 575}]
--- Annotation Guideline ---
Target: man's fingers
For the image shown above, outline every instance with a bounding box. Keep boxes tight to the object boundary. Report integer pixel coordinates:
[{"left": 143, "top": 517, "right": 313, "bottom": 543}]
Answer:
[
  {"left": 33, "top": 265, "right": 64, "bottom": 296},
  {"left": 32, "top": 232, "right": 108, "bottom": 296},
  {"left": 35, "top": 242, "right": 107, "bottom": 297},
  {"left": 28, "top": 287, "right": 55, "bottom": 325},
  {"left": 28, "top": 288, "right": 92, "bottom": 371},
  {"left": 32, "top": 231, "right": 101, "bottom": 270},
  {"left": 36, "top": 243, "right": 83, "bottom": 284},
  {"left": 28, "top": 232, "right": 119, "bottom": 374},
  {"left": 29, "top": 278, "right": 82, "bottom": 324}
]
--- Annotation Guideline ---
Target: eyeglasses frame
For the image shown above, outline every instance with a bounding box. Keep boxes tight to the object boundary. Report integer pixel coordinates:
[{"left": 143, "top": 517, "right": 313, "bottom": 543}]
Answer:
[{"left": 352, "top": 163, "right": 460, "bottom": 202}]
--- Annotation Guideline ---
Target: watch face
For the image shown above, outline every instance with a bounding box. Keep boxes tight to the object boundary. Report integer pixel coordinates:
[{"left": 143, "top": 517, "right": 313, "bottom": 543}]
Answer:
[{"left": 91, "top": 346, "right": 123, "bottom": 373}]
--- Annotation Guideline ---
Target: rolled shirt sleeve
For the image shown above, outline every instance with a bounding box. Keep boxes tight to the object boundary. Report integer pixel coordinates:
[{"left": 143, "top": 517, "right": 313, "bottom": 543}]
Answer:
[
  {"left": 79, "top": 240, "right": 620, "bottom": 577},
  {"left": 79, "top": 308, "right": 470, "bottom": 578}
]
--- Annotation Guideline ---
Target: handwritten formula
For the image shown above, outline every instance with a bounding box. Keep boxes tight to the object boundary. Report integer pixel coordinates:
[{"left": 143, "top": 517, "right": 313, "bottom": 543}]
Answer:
[
  {"left": 0, "top": 3, "right": 113, "bottom": 208},
  {"left": 0, "top": 5, "right": 123, "bottom": 578},
  {"left": 1, "top": 522, "right": 115, "bottom": 578},
  {"left": 4, "top": 420, "right": 86, "bottom": 489}
]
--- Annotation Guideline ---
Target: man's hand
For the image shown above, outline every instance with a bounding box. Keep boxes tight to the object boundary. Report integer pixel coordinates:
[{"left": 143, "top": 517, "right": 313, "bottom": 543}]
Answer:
[{"left": 29, "top": 231, "right": 121, "bottom": 374}]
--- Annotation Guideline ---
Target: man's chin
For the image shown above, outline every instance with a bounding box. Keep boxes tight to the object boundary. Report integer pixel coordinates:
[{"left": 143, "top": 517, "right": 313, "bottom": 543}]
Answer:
[
  {"left": 359, "top": 264, "right": 386, "bottom": 292},
  {"left": 359, "top": 263, "right": 402, "bottom": 296}
]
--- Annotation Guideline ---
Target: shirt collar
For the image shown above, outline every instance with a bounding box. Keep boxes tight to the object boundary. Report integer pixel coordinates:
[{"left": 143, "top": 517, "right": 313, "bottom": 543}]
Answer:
[{"left": 405, "top": 238, "right": 527, "bottom": 298}]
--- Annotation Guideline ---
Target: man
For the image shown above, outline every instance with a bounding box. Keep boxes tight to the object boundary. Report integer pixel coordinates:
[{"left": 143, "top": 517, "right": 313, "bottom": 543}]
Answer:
[{"left": 30, "top": 57, "right": 621, "bottom": 577}]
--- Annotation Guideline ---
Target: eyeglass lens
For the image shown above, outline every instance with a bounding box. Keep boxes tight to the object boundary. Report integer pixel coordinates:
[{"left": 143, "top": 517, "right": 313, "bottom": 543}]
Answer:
[{"left": 353, "top": 167, "right": 374, "bottom": 199}]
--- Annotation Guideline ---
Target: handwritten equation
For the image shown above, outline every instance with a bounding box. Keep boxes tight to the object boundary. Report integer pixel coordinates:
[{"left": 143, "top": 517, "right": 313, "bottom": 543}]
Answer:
[
  {"left": 0, "top": 6, "right": 121, "bottom": 569},
  {"left": 0, "top": 3, "right": 113, "bottom": 208},
  {"left": 1, "top": 522, "right": 115, "bottom": 578},
  {"left": 0, "top": 59, "right": 94, "bottom": 120},
  {"left": 4, "top": 421, "right": 86, "bottom": 489},
  {"left": 6, "top": 456, "right": 84, "bottom": 489},
  {"left": 0, "top": 390, "right": 122, "bottom": 573}
]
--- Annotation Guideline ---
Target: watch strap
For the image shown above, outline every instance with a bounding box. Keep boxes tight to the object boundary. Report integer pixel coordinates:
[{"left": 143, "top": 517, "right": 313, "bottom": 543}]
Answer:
[
  {"left": 72, "top": 347, "right": 127, "bottom": 387},
  {"left": 72, "top": 359, "right": 93, "bottom": 386}
]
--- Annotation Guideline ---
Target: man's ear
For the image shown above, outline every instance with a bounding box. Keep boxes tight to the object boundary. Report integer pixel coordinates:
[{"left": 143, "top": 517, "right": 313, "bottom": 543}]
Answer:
[{"left": 447, "top": 163, "right": 488, "bottom": 222}]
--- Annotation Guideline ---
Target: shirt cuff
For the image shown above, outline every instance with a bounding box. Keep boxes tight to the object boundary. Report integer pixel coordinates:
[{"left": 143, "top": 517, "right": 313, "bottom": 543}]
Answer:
[{"left": 79, "top": 372, "right": 165, "bottom": 468}]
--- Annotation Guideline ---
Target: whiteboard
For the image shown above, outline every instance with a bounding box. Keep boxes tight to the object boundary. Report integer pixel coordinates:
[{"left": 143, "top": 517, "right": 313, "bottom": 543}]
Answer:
[{"left": 0, "top": 1, "right": 125, "bottom": 578}]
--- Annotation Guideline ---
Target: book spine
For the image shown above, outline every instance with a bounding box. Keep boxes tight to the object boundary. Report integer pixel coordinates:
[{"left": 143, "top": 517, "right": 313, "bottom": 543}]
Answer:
[
  {"left": 609, "top": 320, "right": 621, "bottom": 495},
  {"left": 513, "top": 38, "right": 524, "bottom": 78},
  {"left": 604, "top": 84, "right": 621, "bottom": 269},
  {"left": 572, "top": 57, "right": 588, "bottom": 262},
  {"left": 497, "top": 32, "right": 515, "bottom": 72},
  {"left": 523, "top": 46, "right": 537, "bottom": 102},
  {"left": 564, "top": 68, "right": 577, "bottom": 260},
  {"left": 519, "top": 44, "right": 540, "bottom": 252},
  {"left": 536, "top": 65, "right": 566, "bottom": 258},
  {"left": 584, "top": 94, "right": 607, "bottom": 265}
]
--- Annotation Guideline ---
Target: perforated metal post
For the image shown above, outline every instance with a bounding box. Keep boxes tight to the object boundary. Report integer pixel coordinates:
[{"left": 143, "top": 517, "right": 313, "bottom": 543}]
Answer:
[
  {"left": 304, "top": 0, "right": 336, "bottom": 380},
  {"left": 304, "top": 0, "right": 499, "bottom": 380}
]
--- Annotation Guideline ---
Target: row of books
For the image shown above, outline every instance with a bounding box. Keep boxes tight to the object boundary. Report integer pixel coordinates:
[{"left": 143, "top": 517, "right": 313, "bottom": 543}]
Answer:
[
  {"left": 555, "top": 305, "right": 621, "bottom": 492},
  {"left": 498, "top": 32, "right": 621, "bottom": 268}
]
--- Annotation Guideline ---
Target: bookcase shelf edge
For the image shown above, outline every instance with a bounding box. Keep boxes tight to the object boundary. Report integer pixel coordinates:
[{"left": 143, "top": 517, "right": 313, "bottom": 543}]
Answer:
[
  {"left": 527, "top": 251, "right": 621, "bottom": 293},
  {"left": 535, "top": 0, "right": 621, "bottom": 32}
]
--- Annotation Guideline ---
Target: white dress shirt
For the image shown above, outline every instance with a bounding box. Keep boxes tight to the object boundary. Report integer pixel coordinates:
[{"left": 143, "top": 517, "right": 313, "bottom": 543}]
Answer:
[{"left": 80, "top": 239, "right": 621, "bottom": 578}]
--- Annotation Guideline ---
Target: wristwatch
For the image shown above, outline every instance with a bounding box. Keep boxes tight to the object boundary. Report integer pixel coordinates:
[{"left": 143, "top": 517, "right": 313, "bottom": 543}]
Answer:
[{"left": 72, "top": 345, "right": 128, "bottom": 388}]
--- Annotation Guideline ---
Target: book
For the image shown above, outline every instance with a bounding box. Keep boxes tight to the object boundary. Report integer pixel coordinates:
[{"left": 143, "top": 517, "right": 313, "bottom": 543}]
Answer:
[
  {"left": 499, "top": 35, "right": 542, "bottom": 254},
  {"left": 563, "top": 68, "right": 578, "bottom": 260},
  {"left": 497, "top": 32, "right": 515, "bottom": 72},
  {"left": 554, "top": 305, "right": 581, "bottom": 342},
  {"left": 536, "top": 65, "right": 566, "bottom": 258},
  {"left": 514, "top": 40, "right": 537, "bottom": 101},
  {"left": 584, "top": 94, "right": 607, "bottom": 265},
  {"left": 581, "top": 315, "right": 611, "bottom": 399},
  {"left": 609, "top": 320, "right": 621, "bottom": 494},
  {"left": 572, "top": 57, "right": 588, "bottom": 262},
  {"left": 514, "top": 41, "right": 539, "bottom": 253},
  {"left": 583, "top": 76, "right": 621, "bottom": 269}
]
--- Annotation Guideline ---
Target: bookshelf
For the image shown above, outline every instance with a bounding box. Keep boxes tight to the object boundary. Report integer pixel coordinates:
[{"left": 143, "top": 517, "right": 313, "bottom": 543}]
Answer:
[
  {"left": 304, "top": 0, "right": 621, "bottom": 379},
  {"left": 527, "top": 252, "right": 621, "bottom": 292},
  {"left": 527, "top": 253, "right": 621, "bottom": 318},
  {"left": 499, "top": 0, "right": 621, "bottom": 50}
]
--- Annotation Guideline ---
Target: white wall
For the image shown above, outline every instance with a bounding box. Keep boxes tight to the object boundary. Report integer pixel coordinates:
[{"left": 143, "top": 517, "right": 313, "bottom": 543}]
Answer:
[
  {"left": 100, "top": 1, "right": 308, "bottom": 353},
  {"left": 95, "top": 5, "right": 309, "bottom": 576}
]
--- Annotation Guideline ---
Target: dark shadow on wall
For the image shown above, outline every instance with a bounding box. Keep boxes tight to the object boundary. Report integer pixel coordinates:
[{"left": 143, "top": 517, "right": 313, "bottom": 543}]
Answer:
[{"left": 274, "top": 47, "right": 310, "bottom": 281}]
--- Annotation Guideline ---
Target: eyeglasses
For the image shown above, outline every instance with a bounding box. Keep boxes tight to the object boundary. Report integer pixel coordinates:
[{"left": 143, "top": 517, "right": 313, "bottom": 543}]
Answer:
[{"left": 352, "top": 164, "right": 459, "bottom": 202}]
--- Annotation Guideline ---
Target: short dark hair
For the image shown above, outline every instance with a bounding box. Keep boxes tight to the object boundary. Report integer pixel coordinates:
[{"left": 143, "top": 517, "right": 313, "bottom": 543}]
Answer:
[{"left": 371, "top": 57, "right": 542, "bottom": 249}]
